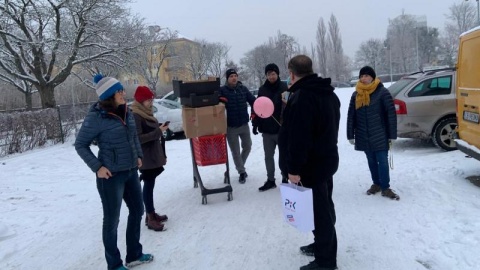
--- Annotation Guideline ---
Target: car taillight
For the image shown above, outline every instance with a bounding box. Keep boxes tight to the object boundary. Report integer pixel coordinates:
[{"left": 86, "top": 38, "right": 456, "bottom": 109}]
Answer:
[{"left": 394, "top": 99, "right": 407, "bottom": 114}]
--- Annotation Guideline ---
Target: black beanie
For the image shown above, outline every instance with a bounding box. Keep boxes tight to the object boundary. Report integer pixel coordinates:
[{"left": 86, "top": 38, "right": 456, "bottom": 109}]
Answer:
[
  {"left": 265, "top": 63, "right": 280, "bottom": 75},
  {"left": 225, "top": 68, "right": 237, "bottom": 79},
  {"left": 359, "top": 66, "right": 376, "bottom": 79}
]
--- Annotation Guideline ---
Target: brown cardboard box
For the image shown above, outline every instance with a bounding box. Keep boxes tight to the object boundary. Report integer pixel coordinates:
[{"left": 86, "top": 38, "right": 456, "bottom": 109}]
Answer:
[{"left": 182, "top": 103, "right": 227, "bottom": 138}]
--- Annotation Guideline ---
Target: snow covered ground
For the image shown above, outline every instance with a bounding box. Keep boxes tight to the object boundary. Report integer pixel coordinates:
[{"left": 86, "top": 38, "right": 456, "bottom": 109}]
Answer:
[{"left": 1, "top": 86, "right": 480, "bottom": 270}]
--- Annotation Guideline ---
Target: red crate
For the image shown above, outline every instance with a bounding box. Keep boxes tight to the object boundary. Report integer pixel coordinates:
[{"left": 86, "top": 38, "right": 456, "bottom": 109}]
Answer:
[{"left": 192, "top": 134, "right": 227, "bottom": 166}]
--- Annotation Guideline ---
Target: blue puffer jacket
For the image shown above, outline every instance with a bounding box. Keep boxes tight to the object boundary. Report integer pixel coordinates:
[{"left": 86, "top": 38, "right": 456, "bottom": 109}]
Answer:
[
  {"left": 75, "top": 103, "right": 143, "bottom": 173},
  {"left": 346, "top": 83, "right": 397, "bottom": 152},
  {"left": 219, "top": 82, "right": 256, "bottom": 127}
]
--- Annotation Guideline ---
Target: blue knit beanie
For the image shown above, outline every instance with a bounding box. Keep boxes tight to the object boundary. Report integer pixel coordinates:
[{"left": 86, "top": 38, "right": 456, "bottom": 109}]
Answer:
[{"left": 93, "top": 74, "right": 124, "bottom": 101}]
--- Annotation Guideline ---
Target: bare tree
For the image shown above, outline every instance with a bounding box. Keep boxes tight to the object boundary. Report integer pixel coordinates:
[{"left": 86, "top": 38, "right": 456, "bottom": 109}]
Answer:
[
  {"left": 387, "top": 13, "right": 418, "bottom": 73},
  {"left": 328, "top": 14, "right": 349, "bottom": 81},
  {"left": 0, "top": 0, "right": 143, "bottom": 109},
  {"left": 439, "top": 1, "right": 477, "bottom": 66},
  {"left": 316, "top": 17, "right": 329, "bottom": 77},
  {"left": 208, "top": 42, "right": 230, "bottom": 78},
  {"left": 355, "top": 39, "right": 385, "bottom": 71},
  {"left": 125, "top": 26, "right": 178, "bottom": 95}
]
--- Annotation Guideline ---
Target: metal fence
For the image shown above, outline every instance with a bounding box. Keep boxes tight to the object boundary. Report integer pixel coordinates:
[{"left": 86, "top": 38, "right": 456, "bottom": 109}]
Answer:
[{"left": 0, "top": 101, "right": 96, "bottom": 157}]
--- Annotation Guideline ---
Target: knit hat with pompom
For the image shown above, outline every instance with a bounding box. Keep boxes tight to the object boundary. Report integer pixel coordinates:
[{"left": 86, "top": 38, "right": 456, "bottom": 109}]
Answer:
[{"left": 93, "top": 74, "right": 124, "bottom": 101}]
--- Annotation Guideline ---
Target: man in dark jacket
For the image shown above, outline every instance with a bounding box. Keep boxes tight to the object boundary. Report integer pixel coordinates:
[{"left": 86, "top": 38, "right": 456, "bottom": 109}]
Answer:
[
  {"left": 278, "top": 55, "right": 340, "bottom": 270},
  {"left": 346, "top": 66, "right": 399, "bottom": 200},
  {"left": 219, "top": 68, "right": 256, "bottom": 183},
  {"left": 252, "top": 63, "right": 288, "bottom": 191}
]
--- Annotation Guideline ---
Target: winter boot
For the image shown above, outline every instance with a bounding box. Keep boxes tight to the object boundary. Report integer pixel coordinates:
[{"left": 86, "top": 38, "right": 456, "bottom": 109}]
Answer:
[
  {"left": 239, "top": 172, "right": 248, "bottom": 184},
  {"left": 366, "top": 184, "right": 381, "bottom": 195},
  {"left": 146, "top": 213, "right": 166, "bottom": 231},
  {"left": 381, "top": 188, "right": 400, "bottom": 200},
  {"left": 299, "top": 243, "right": 315, "bottom": 256},
  {"left": 125, "top": 253, "right": 154, "bottom": 268},
  {"left": 259, "top": 180, "right": 276, "bottom": 192},
  {"left": 114, "top": 266, "right": 129, "bottom": 270},
  {"left": 300, "top": 260, "right": 338, "bottom": 270},
  {"left": 145, "top": 212, "right": 168, "bottom": 226}
]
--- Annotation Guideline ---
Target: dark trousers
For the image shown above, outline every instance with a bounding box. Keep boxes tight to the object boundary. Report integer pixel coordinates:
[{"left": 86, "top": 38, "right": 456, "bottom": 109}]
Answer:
[
  {"left": 312, "top": 176, "right": 337, "bottom": 268},
  {"left": 262, "top": 133, "right": 280, "bottom": 181},
  {"left": 96, "top": 169, "right": 144, "bottom": 269},
  {"left": 139, "top": 167, "right": 164, "bottom": 213}
]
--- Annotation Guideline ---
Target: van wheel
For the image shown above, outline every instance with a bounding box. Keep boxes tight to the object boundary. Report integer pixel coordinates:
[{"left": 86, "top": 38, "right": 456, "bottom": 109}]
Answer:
[{"left": 432, "top": 117, "right": 457, "bottom": 151}]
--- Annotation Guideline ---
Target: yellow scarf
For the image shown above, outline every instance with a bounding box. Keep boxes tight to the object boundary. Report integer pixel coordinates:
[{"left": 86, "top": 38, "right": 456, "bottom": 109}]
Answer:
[
  {"left": 355, "top": 78, "right": 381, "bottom": 109},
  {"left": 130, "top": 101, "right": 158, "bottom": 123}
]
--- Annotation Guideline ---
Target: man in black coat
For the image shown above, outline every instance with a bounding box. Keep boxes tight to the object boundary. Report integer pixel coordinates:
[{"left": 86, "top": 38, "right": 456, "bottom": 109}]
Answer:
[
  {"left": 278, "top": 55, "right": 340, "bottom": 270},
  {"left": 252, "top": 63, "right": 288, "bottom": 191}
]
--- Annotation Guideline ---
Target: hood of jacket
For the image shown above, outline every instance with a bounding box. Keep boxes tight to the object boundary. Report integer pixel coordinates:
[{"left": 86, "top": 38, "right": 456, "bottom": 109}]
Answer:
[{"left": 289, "top": 74, "right": 334, "bottom": 95}]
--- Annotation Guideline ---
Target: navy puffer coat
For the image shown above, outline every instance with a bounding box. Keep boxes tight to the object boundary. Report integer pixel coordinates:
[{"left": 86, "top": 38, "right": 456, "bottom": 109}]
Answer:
[
  {"left": 75, "top": 103, "right": 143, "bottom": 173},
  {"left": 219, "top": 82, "right": 256, "bottom": 127},
  {"left": 346, "top": 83, "right": 397, "bottom": 152}
]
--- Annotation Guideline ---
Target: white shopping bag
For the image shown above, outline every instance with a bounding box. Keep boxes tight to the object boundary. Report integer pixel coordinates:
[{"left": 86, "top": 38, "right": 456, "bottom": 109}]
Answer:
[{"left": 279, "top": 183, "right": 314, "bottom": 232}]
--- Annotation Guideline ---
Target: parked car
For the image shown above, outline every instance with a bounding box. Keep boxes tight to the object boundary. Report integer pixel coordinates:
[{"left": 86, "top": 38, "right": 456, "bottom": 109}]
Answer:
[
  {"left": 388, "top": 68, "right": 457, "bottom": 151},
  {"left": 349, "top": 77, "right": 359, "bottom": 87},
  {"left": 331, "top": 81, "right": 351, "bottom": 88},
  {"left": 128, "top": 95, "right": 183, "bottom": 140}
]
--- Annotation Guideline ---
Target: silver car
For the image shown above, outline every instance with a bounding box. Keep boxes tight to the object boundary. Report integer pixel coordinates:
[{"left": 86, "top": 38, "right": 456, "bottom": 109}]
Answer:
[{"left": 388, "top": 68, "right": 457, "bottom": 151}]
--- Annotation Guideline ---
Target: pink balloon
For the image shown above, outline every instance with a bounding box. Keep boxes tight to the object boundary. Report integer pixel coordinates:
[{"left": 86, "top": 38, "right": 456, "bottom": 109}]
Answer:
[{"left": 253, "top": 96, "right": 274, "bottom": 118}]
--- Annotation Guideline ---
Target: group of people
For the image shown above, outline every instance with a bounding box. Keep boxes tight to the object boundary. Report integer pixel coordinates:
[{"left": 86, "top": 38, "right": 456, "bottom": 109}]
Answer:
[
  {"left": 220, "top": 57, "right": 399, "bottom": 270},
  {"left": 75, "top": 75, "right": 169, "bottom": 270},
  {"left": 74, "top": 54, "right": 399, "bottom": 270}
]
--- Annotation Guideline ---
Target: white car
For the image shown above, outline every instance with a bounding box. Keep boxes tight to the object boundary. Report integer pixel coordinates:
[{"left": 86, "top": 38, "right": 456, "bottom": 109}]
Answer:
[
  {"left": 153, "top": 98, "right": 183, "bottom": 139},
  {"left": 128, "top": 97, "right": 183, "bottom": 140}
]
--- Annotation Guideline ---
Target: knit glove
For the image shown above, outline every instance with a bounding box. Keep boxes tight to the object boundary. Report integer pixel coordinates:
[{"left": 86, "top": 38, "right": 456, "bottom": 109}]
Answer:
[
  {"left": 349, "top": 139, "right": 355, "bottom": 145},
  {"left": 252, "top": 126, "right": 258, "bottom": 135}
]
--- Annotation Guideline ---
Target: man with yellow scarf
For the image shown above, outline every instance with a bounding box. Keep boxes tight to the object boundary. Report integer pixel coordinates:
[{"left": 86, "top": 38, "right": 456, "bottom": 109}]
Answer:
[{"left": 347, "top": 66, "right": 400, "bottom": 200}]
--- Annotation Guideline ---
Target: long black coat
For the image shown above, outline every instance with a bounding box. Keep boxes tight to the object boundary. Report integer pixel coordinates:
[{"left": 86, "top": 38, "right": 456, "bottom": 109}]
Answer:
[
  {"left": 346, "top": 83, "right": 397, "bottom": 152},
  {"left": 278, "top": 74, "right": 340, "bottom": 188},
  {"left": 252, "top": 78, "right": 288, "bottom": 134}
]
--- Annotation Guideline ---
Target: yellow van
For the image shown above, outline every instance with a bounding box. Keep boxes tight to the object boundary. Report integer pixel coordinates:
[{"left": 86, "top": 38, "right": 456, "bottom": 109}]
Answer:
[{"left": 455, "top": 26, "right": 480, "bottom": 160}]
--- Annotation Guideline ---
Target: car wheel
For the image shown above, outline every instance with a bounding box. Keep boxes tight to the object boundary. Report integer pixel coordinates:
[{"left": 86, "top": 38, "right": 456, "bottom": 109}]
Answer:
[{"left": 432, "top": 117, "right": 457, "bottom": 151}]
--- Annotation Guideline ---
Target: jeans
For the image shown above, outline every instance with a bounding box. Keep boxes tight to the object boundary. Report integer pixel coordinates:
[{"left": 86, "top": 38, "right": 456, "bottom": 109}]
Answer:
[
  {"left": 96, "top": 168, "right": 144, "bottom": 269},
  {"left": 140, "top": 167, "right": 164, "bottom": 214},
  {"left": 364, "top": 150, "right": 390, "bottom": 190},
  {"left": 312, "top": 177, "right": 337, "bottom": 268},
  {"left": 226, "top": 124, "right": 252, "bottom": 174}
]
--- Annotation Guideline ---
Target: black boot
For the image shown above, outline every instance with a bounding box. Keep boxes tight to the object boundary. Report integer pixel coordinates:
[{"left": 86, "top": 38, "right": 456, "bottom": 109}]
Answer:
[
  {"left": 259, "top": 180, "right": 276, "bottom": 191},
  {"left": 239, "top": 172, "right": 248, "bottom": 184}
]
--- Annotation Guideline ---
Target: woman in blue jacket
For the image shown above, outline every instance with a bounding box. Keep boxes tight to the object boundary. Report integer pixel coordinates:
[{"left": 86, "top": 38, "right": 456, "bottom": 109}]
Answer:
[{"left": 75, "top": 74, "right": 153, "bottom": 270}]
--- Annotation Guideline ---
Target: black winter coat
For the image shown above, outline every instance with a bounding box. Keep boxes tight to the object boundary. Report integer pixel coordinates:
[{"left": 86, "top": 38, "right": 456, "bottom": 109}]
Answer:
[
  {"left": 346, "top": 83, "right": 397, "bottom": 152},
  {"left": 278, "top": 74, "right": 340, "bottom": 188},
  {"left": 252, "top": 78, "right": 288, "bottom": 134},
  {"left": 219, "top": 82, "right": 256, "bottom": 127}
]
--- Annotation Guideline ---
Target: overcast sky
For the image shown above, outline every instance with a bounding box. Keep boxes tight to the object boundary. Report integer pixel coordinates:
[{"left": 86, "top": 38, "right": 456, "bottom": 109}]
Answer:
[{"left": 129, "top": 0, "right": 460, "bottom": 63}]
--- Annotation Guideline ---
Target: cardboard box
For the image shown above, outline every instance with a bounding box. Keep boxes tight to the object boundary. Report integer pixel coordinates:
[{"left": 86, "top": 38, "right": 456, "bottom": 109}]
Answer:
[{"left": 182, "top": 103, "right": 227, "bottom": 138}]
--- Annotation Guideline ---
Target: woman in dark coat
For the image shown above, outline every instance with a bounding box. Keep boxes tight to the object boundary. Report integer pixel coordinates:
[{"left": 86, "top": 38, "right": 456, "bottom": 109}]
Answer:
[
  {"left": 346, "top": 66, "right": 400, "bottom": 200},
  {"left": 130, "top": 86, "right": 169, "bottom": 232}
]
